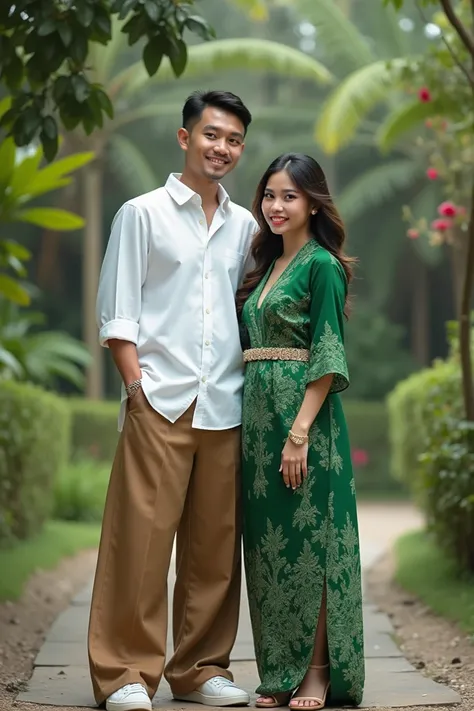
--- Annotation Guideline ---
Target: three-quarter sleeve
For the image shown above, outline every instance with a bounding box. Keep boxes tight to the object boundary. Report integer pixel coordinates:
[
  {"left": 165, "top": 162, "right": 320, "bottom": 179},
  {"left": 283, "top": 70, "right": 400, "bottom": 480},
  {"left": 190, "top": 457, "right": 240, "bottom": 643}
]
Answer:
[
  {"left": 96, "top": 203, "right": 148, "bottom": 348},
  {"left": 306, "top": 255, "right": 349, "bottom": 393}
]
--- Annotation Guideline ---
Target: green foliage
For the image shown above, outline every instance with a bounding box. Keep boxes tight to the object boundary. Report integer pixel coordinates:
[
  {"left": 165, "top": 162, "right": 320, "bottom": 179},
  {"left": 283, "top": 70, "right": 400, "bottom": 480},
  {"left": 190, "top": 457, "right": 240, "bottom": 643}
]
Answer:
[
  {"left": 0, "top": 123, "right": 93, "bottom": 306},
  {"left": 346, "top": 303, "right": 417, "bottom": 401},
  {"left": 0, "top": 520, "right": 100, "bottom": 599},
  {"left": 68, "top": 398, "right": 120, "bottom": 461},
  {"left": 388, "top": 349, "right": 474, "bottom": 571},
  {"left": 0, "top": 0, "right": 214, "bottom": 159},
  {"left": 419, "top": 369, "right": 474, "bottom": 571},
  {"left": 387, "top": 360, "right": 458, "bottom": 493},
  {"left": 344, "top": 400, "right": 402, "bottom": 494},
  {"left": 0, "top": 381, "right": 71, "bottom": 545},
  {"left": 53, "top": 459, "right": 110, "bottom": 522},
  {"left": 0, "top": 300, "right": 91, "bottom": 388}
]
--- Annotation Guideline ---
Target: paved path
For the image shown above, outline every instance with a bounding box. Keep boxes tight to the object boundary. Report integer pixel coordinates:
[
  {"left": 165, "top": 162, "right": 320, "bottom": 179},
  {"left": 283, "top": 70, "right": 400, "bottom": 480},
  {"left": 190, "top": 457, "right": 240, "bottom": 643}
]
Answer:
[{"left": 18, "top": 503, "right": 461, "bottom": 709}]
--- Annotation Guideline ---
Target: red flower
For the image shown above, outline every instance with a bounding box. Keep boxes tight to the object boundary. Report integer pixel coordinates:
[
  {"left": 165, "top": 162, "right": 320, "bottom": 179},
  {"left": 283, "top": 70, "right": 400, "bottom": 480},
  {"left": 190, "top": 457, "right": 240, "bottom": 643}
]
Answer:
[
  {"left": 407, "top": 228, "right": 420, "bottom": 239},
  {"left": 438, "top": 201, "right": 457, "bottom": 217},
  {"left": 426, "top": 167, "right": 438, "bottom": 180},
  {"left": 352, "top": 449, "right": 369, "bottom": 467},
  {"left": 431, "top": 218, "right": 451, "bottom": 232},
  {"left": 418, "top": 87, "right": 432, "bottom": 102}
]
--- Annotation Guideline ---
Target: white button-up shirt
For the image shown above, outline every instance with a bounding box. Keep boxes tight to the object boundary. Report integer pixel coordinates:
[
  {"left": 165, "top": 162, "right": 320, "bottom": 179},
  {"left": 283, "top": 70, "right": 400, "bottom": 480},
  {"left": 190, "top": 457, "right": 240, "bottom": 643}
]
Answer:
[{"left": 97, "top": 173, "right": 257, "bottom": 431}]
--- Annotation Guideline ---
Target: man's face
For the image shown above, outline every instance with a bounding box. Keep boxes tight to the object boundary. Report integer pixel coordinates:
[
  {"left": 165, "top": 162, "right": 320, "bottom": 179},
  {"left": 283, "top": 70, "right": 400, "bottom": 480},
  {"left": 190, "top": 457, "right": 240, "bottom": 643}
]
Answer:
[{"left": 178, "top": 106, "right": 246, "bottom": 181}]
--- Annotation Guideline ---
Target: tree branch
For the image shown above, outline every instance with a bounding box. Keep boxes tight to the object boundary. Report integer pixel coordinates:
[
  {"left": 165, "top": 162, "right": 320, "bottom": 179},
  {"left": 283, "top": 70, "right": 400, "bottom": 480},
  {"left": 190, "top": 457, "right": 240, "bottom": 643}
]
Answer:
[
  {"left": 415, "top": 1, "right": 474, "bottom": 90},
  {"left": 439, "top": 0, "right": 474, "bottom": 59}
]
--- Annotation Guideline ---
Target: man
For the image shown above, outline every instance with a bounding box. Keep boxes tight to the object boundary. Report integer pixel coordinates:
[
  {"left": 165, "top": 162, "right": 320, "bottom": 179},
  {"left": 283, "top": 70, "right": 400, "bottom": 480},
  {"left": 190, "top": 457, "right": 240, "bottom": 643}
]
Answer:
[{"left": 88, "top": 90, "right": 257, "bottom": 711}]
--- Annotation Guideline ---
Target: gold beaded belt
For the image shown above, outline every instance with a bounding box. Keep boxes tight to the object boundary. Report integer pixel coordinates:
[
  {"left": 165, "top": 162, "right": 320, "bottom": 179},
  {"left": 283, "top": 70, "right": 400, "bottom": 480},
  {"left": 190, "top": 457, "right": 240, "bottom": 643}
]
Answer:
[{"left": 243, "top": 347, "right": 310, "bottom": 363}]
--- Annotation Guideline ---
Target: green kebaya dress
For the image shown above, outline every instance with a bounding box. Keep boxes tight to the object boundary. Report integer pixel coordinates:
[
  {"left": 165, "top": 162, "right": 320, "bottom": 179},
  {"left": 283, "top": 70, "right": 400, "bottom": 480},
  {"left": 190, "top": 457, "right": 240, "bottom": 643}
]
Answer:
[{"left": 241, "top": 239, "right": 365, "bottom": 706}]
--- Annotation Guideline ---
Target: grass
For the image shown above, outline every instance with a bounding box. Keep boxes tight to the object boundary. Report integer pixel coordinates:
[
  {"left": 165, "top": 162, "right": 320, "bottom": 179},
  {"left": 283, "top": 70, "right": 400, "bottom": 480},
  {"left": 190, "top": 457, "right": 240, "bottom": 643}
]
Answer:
[
  {"left": 0, "top": 520, "right": 100, "bottom": 602},
  {"left": 395, "top": 529, "right": 474, "bottom": 636}
]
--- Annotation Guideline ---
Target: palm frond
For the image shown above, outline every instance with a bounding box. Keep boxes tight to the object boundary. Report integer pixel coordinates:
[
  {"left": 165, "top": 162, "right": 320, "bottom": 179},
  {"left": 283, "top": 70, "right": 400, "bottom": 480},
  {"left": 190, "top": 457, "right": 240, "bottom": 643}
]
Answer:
[
  {"left": 119, "top": 39, "right": 333, "bottom": 98},
  {"left": 315, "top": 58, "right": 407, "bottom": 154},
  {"left": 377, "top": 99, "right": 447, "bottom": 153},
  {"left": 295, "top": 0, "right": 374, "bottom": 69},
  {"left": 108, "top": 134, "right": 161, "bottom": 196},
  {"left": 337, "top": 159, "right": 422, "bottom": 223}
]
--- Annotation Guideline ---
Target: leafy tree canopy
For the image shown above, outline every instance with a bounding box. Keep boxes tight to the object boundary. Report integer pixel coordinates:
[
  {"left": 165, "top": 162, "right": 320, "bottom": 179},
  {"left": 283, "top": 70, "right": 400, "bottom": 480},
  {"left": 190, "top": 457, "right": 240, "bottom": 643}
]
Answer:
[{"left": 0, "top": 0, "right": 214, "bottom": 160}]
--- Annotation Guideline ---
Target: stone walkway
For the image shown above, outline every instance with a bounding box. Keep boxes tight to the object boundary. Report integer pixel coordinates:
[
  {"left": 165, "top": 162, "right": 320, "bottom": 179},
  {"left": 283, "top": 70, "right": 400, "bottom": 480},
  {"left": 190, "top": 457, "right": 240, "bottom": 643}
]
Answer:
[{"left": 18, "top": 503, "right": 461, "bottom": 709}]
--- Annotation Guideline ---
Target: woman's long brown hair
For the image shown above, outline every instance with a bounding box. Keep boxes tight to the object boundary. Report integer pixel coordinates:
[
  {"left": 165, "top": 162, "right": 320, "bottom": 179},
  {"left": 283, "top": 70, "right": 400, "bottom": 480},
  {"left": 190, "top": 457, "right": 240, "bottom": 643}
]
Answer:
[{"left": 236, "top": 153, "right": 355, "bottom": 317}]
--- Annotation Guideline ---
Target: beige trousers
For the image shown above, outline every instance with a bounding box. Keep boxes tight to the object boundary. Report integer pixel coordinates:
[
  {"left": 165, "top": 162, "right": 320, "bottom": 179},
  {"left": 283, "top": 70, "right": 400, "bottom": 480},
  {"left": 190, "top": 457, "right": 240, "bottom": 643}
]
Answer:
[{"left": 88, "top": 390, "right": 242, "bottom": 704}]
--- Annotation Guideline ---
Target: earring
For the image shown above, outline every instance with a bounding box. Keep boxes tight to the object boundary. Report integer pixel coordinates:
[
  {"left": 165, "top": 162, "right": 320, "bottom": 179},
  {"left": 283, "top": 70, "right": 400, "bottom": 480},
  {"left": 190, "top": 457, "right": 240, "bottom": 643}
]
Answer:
[{"left": 311, "top": 209, "right": 317, "bottom": 215}]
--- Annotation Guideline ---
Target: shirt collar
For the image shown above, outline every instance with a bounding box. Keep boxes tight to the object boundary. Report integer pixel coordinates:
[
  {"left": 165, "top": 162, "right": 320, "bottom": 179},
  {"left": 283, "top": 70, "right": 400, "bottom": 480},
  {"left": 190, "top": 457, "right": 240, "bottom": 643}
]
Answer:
[{"left": 165, "top": 173, "right": 231, "bottom": 212}]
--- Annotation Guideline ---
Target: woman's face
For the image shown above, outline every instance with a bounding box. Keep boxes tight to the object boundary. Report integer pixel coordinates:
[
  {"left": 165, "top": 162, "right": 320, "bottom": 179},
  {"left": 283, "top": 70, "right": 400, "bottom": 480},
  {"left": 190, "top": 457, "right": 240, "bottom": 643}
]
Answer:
[{"left": 261, "top": 169, "right": 313, "bottom": 237}]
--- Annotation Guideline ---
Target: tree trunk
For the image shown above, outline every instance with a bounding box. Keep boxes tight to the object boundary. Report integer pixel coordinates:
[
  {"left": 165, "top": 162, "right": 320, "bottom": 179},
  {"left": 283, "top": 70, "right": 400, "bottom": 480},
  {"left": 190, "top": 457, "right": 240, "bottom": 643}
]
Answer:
[
  {"left": 82, "top": 152, "right": 104, "bottom": 400},
  {"left": 412, "top": 258, "right": 430, "bottom": 366},
  {"left": 459, "top": 181, "right": 474, "bottom": 420}
]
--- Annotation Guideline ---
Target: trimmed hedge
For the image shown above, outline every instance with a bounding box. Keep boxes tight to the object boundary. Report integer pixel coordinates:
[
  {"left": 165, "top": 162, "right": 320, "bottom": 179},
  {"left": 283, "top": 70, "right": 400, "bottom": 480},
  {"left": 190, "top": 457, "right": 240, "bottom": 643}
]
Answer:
[
  {"left": 67, "top": 397, "right": 397, "bottom": 494},
  {"left": 68, "top": 397, "right": 119, "bottom": 461},
  {"left": 387, "top": 360, "right": 458, "bottom": 499},
  {"left": 388, "top": 359, "right": 474, "bottom": 572},
  {"left": 0, "top": 381, "right": 70, "bottom": 544}
]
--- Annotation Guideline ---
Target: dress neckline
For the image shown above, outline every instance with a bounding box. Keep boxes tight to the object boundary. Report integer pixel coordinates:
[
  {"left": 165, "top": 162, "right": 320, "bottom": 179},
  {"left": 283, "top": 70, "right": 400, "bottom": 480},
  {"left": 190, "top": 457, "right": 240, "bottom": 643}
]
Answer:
[{"left": 256, "top": 239, "right": 316, "bottom": 311}]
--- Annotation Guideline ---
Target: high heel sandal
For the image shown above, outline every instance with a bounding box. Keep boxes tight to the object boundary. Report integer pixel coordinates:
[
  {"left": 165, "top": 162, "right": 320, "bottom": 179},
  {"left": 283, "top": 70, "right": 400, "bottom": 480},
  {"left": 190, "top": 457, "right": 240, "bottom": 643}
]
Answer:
[
  {"left": 255, "top": 691, "right": 292, "bottom": 708},
  {"left": 288, "top": 664, "right": 330, "bottom": 711}
]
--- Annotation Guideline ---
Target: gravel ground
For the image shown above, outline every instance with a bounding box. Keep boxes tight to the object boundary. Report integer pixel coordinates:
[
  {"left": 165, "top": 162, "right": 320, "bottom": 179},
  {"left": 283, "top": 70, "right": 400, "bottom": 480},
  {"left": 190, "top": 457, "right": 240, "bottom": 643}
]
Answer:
[
  {"left": 365, "top": 552, "right": 473, "bottom": 711},
  {"left": 0, "top": 549, "right": 97, "bottom": 711}
]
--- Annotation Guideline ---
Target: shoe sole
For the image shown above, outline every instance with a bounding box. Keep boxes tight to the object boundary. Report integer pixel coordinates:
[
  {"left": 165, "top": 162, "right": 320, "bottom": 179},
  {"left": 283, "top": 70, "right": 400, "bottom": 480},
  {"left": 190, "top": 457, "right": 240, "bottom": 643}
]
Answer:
[
  {"left": 173, "top": 691, "right": 250, "bottom": 707},
  {"left": 106, "top": 701, "right": 152, "bottom": 711}
]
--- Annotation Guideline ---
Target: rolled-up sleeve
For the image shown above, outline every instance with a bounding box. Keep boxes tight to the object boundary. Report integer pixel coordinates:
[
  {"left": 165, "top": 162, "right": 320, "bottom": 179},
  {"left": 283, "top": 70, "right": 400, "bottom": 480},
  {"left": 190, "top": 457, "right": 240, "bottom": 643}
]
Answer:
[{"left": 96, "top": 203, "right": 148, "bottom": 348}]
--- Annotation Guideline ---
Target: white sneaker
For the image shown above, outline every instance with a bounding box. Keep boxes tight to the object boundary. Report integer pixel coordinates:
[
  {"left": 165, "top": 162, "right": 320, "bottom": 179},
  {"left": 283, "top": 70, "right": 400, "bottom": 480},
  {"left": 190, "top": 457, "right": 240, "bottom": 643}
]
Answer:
[
  {"left": 174, "top": 676, "right": 250, "bottom": 707},
  {"left": 106, "top": 683, "right": 152, "bottom": 711}
]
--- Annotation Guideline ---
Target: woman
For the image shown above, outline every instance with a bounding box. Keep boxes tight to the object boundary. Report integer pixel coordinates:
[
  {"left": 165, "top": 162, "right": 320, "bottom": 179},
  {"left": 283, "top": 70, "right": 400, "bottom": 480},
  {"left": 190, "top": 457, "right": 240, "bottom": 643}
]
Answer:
[{"left": 236, "top": 154, "right": 365, "bottom": 710}]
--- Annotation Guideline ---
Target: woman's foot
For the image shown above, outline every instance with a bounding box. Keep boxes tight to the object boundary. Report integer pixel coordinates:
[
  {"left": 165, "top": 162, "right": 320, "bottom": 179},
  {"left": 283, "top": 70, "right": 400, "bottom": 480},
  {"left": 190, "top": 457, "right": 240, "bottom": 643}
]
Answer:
[
  {"left": 289, "top": 664, "right": 330, "bottom": 710},
  {"left": 256, "top": 691, "right": 292, "bottom": 708}
]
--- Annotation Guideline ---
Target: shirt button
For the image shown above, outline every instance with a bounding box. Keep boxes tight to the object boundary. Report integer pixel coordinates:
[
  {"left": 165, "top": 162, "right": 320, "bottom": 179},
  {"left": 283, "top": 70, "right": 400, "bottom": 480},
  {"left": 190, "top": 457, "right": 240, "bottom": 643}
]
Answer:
[
  {"left": 205, "top": 340, "right": 210, "bottom": 346},
  {"left": 199, "top": 219, "right": 204, "bottom": 225},
  {"left": 202, "top": 376, "right": 207, "bottom": 383},
  {"left": 205, "top": 273, "right": 209, "bottom": 279},
  {"left": 206, "top": 308, "right": 210, "bottom": 314}
]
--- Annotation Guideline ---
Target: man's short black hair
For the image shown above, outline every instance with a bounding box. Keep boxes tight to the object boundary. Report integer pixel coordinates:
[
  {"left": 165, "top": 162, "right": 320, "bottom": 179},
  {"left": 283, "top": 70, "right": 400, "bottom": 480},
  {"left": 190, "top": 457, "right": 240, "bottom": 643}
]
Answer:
[{"left": 182, "top": 90, "right": 252, "bottom": 135}]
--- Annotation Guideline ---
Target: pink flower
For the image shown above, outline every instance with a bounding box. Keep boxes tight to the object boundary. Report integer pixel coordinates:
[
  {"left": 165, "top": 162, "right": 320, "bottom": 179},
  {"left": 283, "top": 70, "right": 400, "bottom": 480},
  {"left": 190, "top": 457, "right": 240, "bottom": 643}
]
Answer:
[
  {"left": 431, "top": 218, "right": 452, "bottom": 232},
  {"left": 426, "top": 167, "right": 438, "bottom": 180},
  {"left": 425, "top": 119, "right": 433, "bottom": 129},
  {"left": 352, "top": 449, "right": 369, "bottom": 468},
  {"left": 418, "top": 87, "right": 432, "bottom": 102},
  {"left": 457, "top": 205, "right": 467, "bottom": 216},
  {"left": 438, "top": 201, "right": 457, "bottom": 217},
  {"left": 407, "top": 228, "right": 420, "bottom": 239}
]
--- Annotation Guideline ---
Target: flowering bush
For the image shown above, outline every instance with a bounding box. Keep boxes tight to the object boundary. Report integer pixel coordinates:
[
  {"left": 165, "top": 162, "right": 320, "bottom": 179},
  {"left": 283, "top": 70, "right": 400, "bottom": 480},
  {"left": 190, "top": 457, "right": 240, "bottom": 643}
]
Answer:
[{"left": 396, "top": 6, "right": 473, "bottom": 254}]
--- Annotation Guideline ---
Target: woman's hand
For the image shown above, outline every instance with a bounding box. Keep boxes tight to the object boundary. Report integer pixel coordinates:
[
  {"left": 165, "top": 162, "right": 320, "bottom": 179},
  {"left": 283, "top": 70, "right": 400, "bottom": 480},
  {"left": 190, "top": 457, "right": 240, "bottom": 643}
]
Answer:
[{"left": 280, "top": 438, "right": 308, "bottom": 490}]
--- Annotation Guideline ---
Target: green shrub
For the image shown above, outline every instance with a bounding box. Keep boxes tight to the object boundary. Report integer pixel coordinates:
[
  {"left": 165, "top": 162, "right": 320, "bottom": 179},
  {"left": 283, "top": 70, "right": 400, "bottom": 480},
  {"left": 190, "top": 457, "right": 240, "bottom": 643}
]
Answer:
[
  {"left": 68, "top": 398, "right": 119, "bottom": 461},
  {"left": 344, "top": 399, "right": 402, "bottom": 494},
  {"left": 0, "top": 381, "right": 70, "bottom": 544},
  {"left": 53, "top": 458, "right": 110, "bottom": 522},
  {"left": 387, "top": 360, "right": 458, "bottom": 497},
  {"left": 388, "top": 358, "right": 474, "bottom": 572},
  {"left": 418, "top": 368, "right": 474, "bottom": 572}
]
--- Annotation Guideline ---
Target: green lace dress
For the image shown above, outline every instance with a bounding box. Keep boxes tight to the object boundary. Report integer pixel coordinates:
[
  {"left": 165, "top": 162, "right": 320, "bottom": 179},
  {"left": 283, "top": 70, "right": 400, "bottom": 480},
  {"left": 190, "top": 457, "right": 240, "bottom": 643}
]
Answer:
[{"left": 241, "top": 240, "right": 365, "bottom": 706}]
